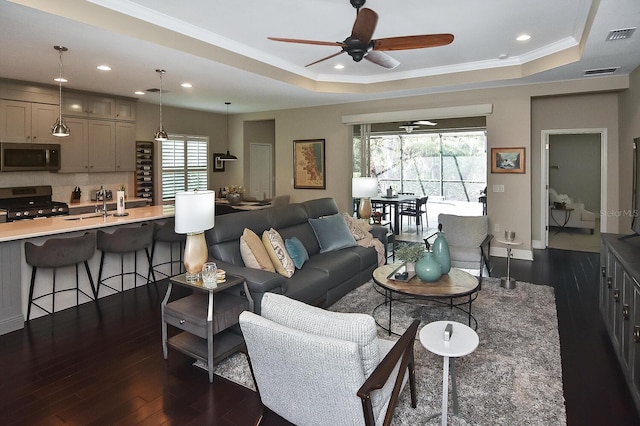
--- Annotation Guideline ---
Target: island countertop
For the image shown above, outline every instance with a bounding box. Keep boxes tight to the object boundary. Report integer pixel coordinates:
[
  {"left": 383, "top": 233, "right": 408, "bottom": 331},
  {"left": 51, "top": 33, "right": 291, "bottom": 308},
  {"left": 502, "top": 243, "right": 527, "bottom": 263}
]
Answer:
[{"left": 0, "top": 205, "right": 175, "bottom": 243}]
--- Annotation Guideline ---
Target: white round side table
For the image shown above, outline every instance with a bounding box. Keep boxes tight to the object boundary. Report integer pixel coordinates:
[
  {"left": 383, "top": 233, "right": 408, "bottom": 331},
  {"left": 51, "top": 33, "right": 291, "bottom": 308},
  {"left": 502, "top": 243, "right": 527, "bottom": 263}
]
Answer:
[
  {"left": 419, "top": 321, "right": 479, "bottom": 426},
  {"left": 495, "top": 238, "right": 522, "bottom": 289}
]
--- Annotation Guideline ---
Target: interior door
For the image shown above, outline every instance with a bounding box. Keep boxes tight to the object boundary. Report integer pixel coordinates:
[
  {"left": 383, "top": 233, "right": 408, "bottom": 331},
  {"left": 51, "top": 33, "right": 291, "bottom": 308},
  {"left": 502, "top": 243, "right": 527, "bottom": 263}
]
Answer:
[{"left": 249, "top": 143, "right": 273, "bottom": 200}]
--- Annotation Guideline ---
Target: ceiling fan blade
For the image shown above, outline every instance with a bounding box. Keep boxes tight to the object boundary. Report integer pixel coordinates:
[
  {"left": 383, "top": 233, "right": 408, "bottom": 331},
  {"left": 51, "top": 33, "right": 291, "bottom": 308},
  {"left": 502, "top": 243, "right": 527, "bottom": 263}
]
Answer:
[
  {"left": 351, "top": 8, "right": 378, "bottom": 45},
  {"left": 372, "top": 34, "right": 454, "bottom": 51},
  {"left": 364, "top": 51, "right": 400, "bottom": 69},
  {"left": 305, "top": 50, "right": 345, "bottom": 67},
  {"left": 268, "top": 37, "right": 342, "bottom": 47}
]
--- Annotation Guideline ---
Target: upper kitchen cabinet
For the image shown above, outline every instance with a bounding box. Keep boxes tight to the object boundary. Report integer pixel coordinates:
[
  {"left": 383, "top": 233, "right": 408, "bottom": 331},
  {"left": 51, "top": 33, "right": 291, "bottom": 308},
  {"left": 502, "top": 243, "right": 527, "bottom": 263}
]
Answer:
[
  {"left": 59, "top": 118, "right": 116, "bottom": 173},
  {"left": 0, "top": 100, "right": 60, "bottom": 144},
  {"left": 115, "top": 122, "right": 136, "bottom": 171},
  {"left": 62, "top": 93, "right": 116, "bottom": 119},
  {"left": 116, "top": 100, "right": 136, "bottom": 121}
]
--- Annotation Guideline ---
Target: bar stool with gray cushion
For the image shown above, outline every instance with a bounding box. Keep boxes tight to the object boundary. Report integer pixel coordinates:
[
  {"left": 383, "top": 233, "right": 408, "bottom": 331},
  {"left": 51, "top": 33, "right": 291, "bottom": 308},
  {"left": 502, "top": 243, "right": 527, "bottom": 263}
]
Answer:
[
  {"left": 25, "top": 232, "right": 97, "bottom": 320},
  {"left": 149, "top": 218, "right": 186, "bottom": 279},
  {"left": 96, "top": 223, "right": 157, "bottom": 295}
]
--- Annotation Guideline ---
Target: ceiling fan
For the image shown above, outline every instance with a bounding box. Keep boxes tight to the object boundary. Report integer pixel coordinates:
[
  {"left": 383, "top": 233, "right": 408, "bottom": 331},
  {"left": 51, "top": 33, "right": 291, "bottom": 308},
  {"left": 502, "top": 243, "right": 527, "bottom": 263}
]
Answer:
[
  {"left": 268, "top": 0, "right": 454, "bottom": 69},
  {"left": 400, "top": 120, "right": 437, "bottom": 133}
]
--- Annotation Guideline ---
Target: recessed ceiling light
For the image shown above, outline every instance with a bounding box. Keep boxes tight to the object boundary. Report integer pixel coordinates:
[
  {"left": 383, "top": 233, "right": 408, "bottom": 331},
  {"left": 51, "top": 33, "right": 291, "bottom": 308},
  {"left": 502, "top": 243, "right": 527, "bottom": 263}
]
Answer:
[
  {"left": 53, "top": 77, "right": 67, "bottom": 83},
  {"left": 181, "top": 82, "right": 192, "bottom": 88},
  {"left": 516, "top": 34, "right": 531, "bottom": 41},
  {"left": 334, "top": 64, "right": 345, "bottom": 70},
  {"left": 97, "top": 65, "right": 111, "bottom": 71},
  {"left": 134, "top": 91, "right": 145, "bottom": 95}
]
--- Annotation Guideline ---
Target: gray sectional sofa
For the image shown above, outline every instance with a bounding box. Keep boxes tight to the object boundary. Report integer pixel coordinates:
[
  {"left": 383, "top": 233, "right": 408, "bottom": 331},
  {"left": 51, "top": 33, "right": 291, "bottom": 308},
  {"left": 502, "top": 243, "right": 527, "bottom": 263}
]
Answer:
[{"left": 206, "top": 197, "right": 388, "bottom": 314}]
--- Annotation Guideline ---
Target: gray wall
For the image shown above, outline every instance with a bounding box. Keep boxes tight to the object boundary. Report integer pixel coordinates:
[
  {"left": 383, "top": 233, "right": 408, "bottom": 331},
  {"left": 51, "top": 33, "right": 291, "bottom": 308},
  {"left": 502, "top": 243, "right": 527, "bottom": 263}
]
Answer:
[{"left": 549, "top": 133, "right": 601, "bottom": 213}]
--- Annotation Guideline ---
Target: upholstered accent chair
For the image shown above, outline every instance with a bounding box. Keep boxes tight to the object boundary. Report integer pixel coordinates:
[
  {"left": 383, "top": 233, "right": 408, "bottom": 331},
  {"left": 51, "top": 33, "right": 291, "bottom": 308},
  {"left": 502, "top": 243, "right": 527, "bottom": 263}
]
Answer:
[
  {"left": 437, "top": 213, "right": 493, "bottom": 277},
  {"left": 239, "top": 293, "right": 419, "bottom": 426}
]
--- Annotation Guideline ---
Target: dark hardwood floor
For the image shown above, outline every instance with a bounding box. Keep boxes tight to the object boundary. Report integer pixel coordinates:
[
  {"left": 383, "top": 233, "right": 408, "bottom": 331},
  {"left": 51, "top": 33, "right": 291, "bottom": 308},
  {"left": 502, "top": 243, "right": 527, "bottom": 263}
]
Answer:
[{"left": 0, "top": 248, "right": 638, "bottom": 425}]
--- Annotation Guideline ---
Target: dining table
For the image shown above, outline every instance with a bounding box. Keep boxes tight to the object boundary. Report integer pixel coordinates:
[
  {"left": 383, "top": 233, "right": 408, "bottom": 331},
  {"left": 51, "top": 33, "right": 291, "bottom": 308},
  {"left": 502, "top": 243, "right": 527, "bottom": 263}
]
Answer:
[{"left": 369, "top": 194, "right": 417, "bottom": 235}]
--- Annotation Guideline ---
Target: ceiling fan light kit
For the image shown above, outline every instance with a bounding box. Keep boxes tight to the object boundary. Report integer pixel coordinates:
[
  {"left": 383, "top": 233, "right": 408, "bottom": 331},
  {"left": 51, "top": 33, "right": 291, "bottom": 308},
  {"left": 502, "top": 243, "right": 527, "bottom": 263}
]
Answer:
[{"left": 268, "top": 0, "right": 453, "bottom": 69}]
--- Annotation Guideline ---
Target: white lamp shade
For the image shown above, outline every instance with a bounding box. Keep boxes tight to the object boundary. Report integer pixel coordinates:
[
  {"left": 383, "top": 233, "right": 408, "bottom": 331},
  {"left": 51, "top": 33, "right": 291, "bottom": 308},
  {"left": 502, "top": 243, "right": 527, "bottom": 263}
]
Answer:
[
  {"left": 175, "top": 190, "right": 216, "bottom": 234},
  {"left": 352, "top": 177, "right": 379, "bottom": 198}
]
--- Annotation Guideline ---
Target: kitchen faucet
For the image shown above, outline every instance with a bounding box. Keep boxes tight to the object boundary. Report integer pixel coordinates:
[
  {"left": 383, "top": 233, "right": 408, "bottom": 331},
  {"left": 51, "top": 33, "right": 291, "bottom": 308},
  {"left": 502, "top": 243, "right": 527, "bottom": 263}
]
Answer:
[{"left": 96, "top": 185, "right": 108, "bottom": 219}]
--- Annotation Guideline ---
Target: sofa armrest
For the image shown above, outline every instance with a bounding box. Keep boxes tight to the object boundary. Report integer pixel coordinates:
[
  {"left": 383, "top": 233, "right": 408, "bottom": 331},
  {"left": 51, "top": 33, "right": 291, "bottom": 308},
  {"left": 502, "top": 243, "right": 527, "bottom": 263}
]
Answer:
[
  {"left": 210, "top": 259, "right": 285, "bottom": 295},
  {"left": 370, "top": 224, "right": 389, "bottom": 245}
]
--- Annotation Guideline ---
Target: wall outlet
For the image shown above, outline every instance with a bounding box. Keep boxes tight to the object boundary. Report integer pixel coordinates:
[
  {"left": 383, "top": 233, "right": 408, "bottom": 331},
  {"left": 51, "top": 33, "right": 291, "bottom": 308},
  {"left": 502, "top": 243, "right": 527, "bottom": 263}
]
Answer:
[
  {"left": 494, "top": 223, "right": 501, "bottom": 232},
  {"left": 493, "top": 184, "right": 505, "bottom": 193}
]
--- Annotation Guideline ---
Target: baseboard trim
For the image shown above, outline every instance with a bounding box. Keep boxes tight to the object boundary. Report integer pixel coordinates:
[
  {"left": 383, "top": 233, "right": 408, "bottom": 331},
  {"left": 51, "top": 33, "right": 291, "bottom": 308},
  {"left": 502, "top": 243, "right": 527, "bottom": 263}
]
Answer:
[{"left": 0, "top": 314, "right": 24, "bottom": 336}]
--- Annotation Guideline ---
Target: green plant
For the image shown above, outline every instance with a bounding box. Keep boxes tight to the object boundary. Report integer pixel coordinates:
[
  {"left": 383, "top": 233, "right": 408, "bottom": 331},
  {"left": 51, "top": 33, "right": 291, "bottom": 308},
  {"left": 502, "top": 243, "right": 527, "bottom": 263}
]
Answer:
[
  {"left": 118, "top": 183, "right": 126, "bottom": 191},
  {"left": 394, "top": 242, "right": 424, "bottom": 263}
]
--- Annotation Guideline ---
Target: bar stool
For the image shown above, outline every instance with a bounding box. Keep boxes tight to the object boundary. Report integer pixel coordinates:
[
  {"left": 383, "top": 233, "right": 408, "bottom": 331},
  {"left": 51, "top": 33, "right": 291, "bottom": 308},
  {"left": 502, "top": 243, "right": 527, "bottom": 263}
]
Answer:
[
  {"left": 149, "top": 219, "right": 186, "bottom": 279},
  {"left": 96, "top": 223, "right": 157, "bottom": 296},
  {"left": 24, "top": 232, "right": 97, "bottom": 320}
]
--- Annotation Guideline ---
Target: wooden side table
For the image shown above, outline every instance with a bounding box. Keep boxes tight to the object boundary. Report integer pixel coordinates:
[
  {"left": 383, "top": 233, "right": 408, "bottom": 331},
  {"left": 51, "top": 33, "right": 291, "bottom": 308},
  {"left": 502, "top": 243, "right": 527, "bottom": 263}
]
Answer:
[{"left": 161, "top": 272, "right": 252, "bottom": 382}]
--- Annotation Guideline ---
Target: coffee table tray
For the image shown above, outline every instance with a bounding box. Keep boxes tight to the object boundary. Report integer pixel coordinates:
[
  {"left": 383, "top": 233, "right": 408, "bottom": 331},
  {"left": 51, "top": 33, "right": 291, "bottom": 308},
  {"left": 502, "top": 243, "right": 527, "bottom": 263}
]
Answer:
[{"left": 386, "top": 263, "right": 416, "bottom": 282}]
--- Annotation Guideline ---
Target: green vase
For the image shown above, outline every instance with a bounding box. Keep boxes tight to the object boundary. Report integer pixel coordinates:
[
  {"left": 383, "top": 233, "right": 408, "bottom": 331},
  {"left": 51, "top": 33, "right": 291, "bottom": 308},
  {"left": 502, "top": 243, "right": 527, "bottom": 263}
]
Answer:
[
  {"left": 432, "top": 231, "right": 451, "bottom": 274},
  {"left": 416, "top": 251, "right": 443, "bottom": 282}
]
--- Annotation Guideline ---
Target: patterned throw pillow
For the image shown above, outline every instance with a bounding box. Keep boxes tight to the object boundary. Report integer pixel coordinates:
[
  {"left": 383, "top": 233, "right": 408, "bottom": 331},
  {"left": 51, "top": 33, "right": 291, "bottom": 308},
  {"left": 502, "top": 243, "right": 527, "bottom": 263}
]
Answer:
[
  {"left": 240, "top": 228, "right": 275, "bottom": 272},
  {"left": 342, "top": 213, "right": 371, "bottom": 241},
  {"left": 262, "top": 228, "right": 296, "bottom": 278}
]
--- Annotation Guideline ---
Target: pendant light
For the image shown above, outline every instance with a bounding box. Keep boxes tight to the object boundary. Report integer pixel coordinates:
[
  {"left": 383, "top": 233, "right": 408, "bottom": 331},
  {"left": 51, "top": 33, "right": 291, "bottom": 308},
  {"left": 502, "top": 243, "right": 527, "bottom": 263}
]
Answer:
[
  {"left": 153, "top": 69, "right": 168, "bottom": 141},
  {"left": 219, "top": 102, "right": 237, "bottom": 161},
  {"left": 51, "top": 45, "right": 70, "bottom": 137}
]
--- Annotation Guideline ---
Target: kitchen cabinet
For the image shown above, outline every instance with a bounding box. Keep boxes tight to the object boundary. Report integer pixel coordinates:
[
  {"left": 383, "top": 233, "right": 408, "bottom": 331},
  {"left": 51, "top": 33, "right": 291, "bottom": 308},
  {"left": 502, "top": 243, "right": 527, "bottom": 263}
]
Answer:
[
  {"left": 115, "top": 122, "right": 136, "bottom": 172},
  {"left": 600, "top": 234, "right": 640, "bottom": 414},
  {"left": 115, "top": 99, "right": 136, "bottom": 121},
  {"left": 0, "top": 100, "right": 60, "bottom": 144},
  {"left": 59, "top": 118, "right": 115, "bottom": 173},
  {"left": 62, "top": 93, "right": 116, "bottom": 119}
]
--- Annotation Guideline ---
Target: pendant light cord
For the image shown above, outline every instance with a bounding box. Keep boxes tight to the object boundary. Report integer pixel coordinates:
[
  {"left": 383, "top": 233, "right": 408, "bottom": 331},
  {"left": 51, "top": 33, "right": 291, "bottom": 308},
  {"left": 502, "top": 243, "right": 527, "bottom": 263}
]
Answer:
[{"left": 57, "top": 47, "right": 64, "bottom": 123}]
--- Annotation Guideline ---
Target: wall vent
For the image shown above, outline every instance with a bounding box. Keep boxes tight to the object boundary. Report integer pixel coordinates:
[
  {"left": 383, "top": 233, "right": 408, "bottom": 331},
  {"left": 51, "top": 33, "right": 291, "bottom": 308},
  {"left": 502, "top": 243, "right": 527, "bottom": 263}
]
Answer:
[
  {"left": 583, "top": 67, "right": 620, "bottom": 76},
  {"left": 606, "top": 27, "right": 636, "bottom": 41}
]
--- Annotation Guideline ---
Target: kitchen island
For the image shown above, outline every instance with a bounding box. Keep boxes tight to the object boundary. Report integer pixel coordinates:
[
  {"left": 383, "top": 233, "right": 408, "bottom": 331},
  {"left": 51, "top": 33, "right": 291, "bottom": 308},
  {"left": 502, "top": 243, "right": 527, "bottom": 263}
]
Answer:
[{"left": 0, "top": 205, "right": 176, "bottom": 335}]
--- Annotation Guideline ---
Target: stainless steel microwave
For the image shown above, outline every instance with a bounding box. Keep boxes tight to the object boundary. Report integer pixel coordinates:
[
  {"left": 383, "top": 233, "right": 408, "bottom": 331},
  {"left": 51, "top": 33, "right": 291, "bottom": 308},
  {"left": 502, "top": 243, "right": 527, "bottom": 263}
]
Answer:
[{"left": 0, "top": 143, "right": 61, "bottom": 172}]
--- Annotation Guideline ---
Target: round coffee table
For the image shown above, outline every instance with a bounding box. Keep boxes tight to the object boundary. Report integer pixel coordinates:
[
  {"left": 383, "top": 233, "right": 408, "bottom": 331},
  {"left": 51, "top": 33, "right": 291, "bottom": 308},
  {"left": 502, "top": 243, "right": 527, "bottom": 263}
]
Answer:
[{"left": 372, "top": 264, "right": 480, "bottom": 334}]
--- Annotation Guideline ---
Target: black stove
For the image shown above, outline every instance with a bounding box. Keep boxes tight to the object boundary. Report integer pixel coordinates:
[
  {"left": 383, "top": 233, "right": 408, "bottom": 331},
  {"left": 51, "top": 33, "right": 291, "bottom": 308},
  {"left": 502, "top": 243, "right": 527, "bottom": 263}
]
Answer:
[{"left": 0, "top": 185, "right": 69, "bottom": 222}]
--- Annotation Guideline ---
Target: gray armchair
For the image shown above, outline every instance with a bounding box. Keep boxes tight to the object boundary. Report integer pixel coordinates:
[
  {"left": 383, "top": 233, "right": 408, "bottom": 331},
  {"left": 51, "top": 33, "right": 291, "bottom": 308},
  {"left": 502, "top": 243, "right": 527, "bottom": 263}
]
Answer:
[
  {"left": 239, "top": 293, "right": 419, "bottom": 426},
  {"left": 437, "top": 213, "right": 492, "bottom": 277}
]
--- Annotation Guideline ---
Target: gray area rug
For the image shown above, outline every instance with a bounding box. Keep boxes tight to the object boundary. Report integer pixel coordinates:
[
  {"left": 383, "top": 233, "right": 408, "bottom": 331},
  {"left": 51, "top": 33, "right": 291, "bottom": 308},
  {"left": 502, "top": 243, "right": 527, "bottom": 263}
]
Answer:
[{"left": 214, "top": 278, "right": 566, "bottom": 425}]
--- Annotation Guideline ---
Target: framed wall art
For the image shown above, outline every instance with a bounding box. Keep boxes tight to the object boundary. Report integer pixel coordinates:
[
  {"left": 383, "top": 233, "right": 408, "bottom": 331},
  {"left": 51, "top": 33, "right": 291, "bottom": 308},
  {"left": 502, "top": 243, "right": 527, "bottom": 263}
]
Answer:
[
  {"left": 213, "top": 153, "right": 226, "bottom": 172},
  {"left": 293, "top": 139, "right": 326, "bottom": 189},
  {"left": 491, "top": 147, "right": 525, "bottom": 174}
]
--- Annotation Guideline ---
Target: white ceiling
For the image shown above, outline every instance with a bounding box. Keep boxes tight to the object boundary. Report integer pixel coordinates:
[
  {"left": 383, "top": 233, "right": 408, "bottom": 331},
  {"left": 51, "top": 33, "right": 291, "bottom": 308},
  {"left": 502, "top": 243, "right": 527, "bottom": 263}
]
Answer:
[{"left": 0, "top": 0, "right": 638, "bottom": 114}]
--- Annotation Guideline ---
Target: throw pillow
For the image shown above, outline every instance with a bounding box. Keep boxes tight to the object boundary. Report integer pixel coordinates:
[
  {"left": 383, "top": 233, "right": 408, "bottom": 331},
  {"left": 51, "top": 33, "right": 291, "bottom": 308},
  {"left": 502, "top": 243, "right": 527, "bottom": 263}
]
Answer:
[
  {"left": 308, "top": 213, "right": 357, "bottom": 253},
  {"left": 342, "top": 212, "right": 371, "bottom": 241},
  {"left": 262, "top": 228, "right": 295, "bottom": 278},
  {"left": 285, "top": 237, "right": 309, "bottom": 269},
  {"left": 240, "top": 228, "right": 275, "bottom": 272}
]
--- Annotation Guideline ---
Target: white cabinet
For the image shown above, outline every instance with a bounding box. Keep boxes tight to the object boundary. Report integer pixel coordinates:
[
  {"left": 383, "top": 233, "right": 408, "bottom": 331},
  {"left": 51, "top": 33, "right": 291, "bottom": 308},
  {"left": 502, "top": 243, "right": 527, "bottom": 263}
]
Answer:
[
  {"left": 59, "top": 118, "right": 116, "bottom": 173},
  {"left": 62, "top": 94, "right": 115, "bottom": 119},
  {"left": 116, "top": 100, "right": 136, "bottom": 121},
  {"left": 0, "top": 100, "right": 59, "bottom": 143},
  {"left": 115, "top": 122, "right": 136, "bottom": 172}
]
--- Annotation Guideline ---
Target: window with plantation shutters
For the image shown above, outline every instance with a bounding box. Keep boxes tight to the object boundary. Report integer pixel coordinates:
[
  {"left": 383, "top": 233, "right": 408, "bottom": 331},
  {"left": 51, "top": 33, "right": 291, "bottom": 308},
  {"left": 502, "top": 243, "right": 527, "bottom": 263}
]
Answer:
[{"left": 161, "top": 135, "right": 209, "bottom": 203}]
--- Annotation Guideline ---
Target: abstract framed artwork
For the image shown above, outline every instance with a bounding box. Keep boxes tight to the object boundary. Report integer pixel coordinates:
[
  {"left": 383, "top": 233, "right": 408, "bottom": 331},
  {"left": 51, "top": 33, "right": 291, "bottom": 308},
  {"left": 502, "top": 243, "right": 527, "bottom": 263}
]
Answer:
[
  {"left": 293, "top": 139, "right": 326, "bottom": 189},
  {"left": 491, "top": 147, "right": 525, "bottom": 174},
  {"left": 213, "top": 153, "right": 226, "bottom": 172}
]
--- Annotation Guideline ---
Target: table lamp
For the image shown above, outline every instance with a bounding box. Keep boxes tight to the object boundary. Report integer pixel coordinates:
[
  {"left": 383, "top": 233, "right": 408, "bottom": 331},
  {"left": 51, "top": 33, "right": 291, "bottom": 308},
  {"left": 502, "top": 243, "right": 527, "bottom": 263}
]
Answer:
[
  {"left": 175, "top": 190, "right": 216, "bottom": 282},
  {"left": 352, "top": 177, "right": 379, "bottom": 220}
]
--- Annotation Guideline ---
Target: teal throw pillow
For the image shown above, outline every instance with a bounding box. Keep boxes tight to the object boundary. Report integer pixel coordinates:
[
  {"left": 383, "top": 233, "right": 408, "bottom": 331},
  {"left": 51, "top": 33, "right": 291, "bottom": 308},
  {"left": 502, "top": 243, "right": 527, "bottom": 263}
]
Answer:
[
  {"left": 285, "top": 237, "right": 309, "bottom": 269},
  {"left": 308, "top": 213, "right": 357, "bottom": 253}
]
